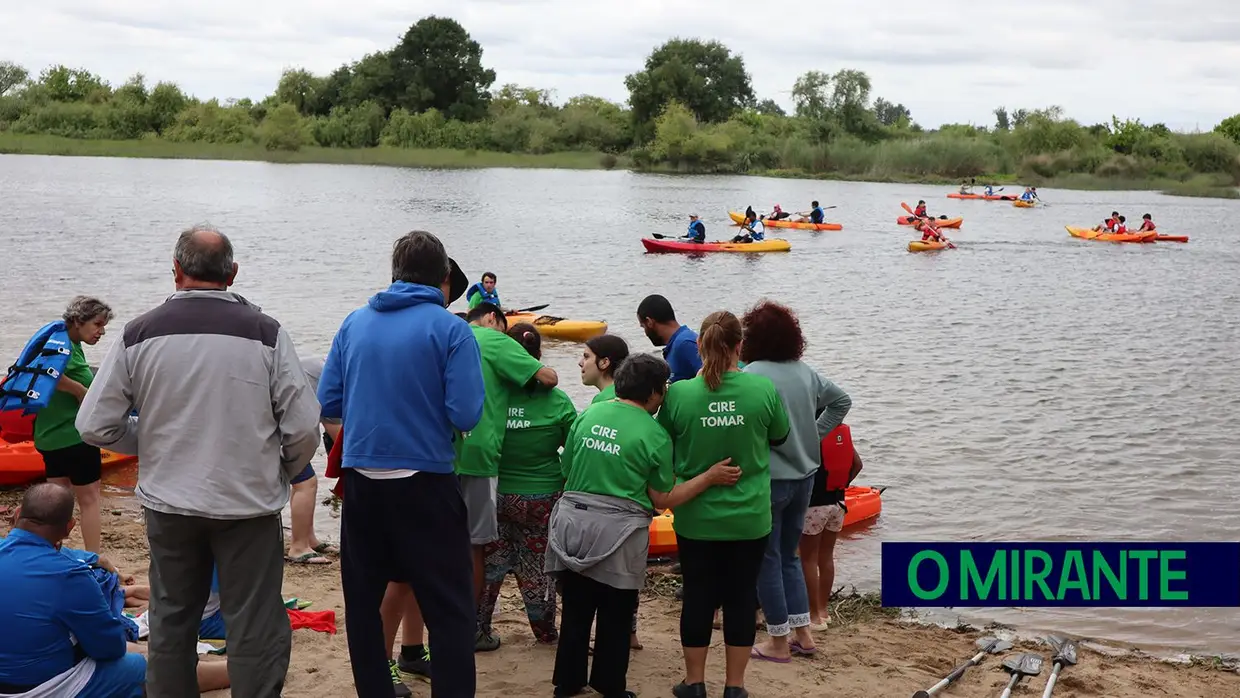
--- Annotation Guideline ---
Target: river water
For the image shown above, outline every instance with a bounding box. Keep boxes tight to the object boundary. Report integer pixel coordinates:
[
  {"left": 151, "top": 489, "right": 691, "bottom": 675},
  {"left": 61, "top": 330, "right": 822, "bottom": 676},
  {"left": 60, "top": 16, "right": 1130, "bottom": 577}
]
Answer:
[{"left": 2, "top": 154, "right": 1238, "bottom": 654}]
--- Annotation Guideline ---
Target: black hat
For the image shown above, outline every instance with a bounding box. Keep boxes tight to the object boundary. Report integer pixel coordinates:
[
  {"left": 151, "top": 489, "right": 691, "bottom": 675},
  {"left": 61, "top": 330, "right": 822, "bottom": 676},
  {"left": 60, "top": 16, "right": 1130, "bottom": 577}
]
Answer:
[{"left": 447, "top": 258, "right": 468, "bottom": 304}]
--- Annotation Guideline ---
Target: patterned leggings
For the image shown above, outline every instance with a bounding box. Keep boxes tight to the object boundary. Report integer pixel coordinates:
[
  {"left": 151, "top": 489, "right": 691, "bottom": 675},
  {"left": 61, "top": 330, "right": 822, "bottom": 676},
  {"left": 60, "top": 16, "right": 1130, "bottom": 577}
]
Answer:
[{"left": 479, "top": 491, "right": 560, "bottom": 643}]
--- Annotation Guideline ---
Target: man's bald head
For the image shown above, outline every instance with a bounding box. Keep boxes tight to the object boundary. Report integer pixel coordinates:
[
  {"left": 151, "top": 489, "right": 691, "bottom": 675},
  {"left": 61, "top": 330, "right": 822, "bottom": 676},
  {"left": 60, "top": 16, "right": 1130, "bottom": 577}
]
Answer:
[
  {"left": 16, "top": 483, "right": 76, "bottom": 540},
  {"left": 174, "top": 224, "right": 237, "bottom": 287}
]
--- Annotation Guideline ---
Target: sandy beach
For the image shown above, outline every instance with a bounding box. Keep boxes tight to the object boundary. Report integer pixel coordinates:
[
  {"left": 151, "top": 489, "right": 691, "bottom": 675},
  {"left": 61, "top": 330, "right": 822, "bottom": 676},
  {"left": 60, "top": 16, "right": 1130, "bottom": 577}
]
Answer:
[{"left": 2, "top": 490, "right": 1236, "bottom": 698}]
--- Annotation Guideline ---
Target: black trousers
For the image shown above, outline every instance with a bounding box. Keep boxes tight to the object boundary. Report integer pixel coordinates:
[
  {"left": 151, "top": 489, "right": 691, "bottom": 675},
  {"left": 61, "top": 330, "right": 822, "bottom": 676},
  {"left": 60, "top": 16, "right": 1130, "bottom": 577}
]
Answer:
[
  {"left": 553, "top": 570, "right": 638, "bottom": 698},
  {"left": 677, "top": 534, "right": 770, "bottom": 647},
  {"left": 340, "top": 469, "right": 476, "bottom": 697}
]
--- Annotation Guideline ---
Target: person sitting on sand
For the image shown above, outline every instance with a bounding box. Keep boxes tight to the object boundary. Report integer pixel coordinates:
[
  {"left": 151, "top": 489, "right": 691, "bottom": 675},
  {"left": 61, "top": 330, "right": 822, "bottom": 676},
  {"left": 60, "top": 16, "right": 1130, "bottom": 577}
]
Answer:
[
  {"left": 285, "top": 356, "right": 341, "bottom": 566},
  {"left": 683, "top": 215, "right": 706, "bottom": 244},
  {"left": 1138, "top": 213, "right": 1156, "bottom": 232}
]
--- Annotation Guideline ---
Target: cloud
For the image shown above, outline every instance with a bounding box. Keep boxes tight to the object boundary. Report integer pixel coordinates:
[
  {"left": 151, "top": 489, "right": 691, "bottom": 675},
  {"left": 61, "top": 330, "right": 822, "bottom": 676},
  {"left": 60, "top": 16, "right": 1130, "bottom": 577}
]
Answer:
[{"left": 1, "top": 0, "right": 1236, "bottom": 129}]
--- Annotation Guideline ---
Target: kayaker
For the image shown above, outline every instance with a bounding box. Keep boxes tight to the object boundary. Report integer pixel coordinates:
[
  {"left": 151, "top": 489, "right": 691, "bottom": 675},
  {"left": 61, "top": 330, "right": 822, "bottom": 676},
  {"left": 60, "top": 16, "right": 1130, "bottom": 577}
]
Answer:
[
  {"left": 581, "top": 334, "right": 631, "bottom": 404},
  {"left": 467, "top": 272, "right": 501, "bottom": 310},
  {"left": 1113, "top": 216, "right": 1128, "bottom": 234},
  {"left": 731, "top": 214, "right": 765, "bottom": 243},
  {"left": 1020, "top": 187, "right": 1039, "bottom": 203},
  {"left": 959, "top": 179, "right": 973, "bottom": 195},
  {"left": 913, "top": 219, "right": 944, "bottom": 242},
  {"left": 32, "top": 296, "right": 113, "bottom": 555},
  {"left": 1093, "top": 211, "right": 1121, "bottom": 232},
  {"left": 745, "top": 205, "right": 758, "bottom": 221},
  {"left": 769, "top": 204, "right": 790, "bottom": 221},
  {"left": 798, "top": 201, "right": 826, "bottom": 225},
  {"left": 1138, "top": 213, "right": 1156, "bottom": 232},
  {"left": 636, "top": 295, "right": 702, "bottom": 383},
  {"left": 683, "top": 215, "right": 706, "bottom": 244},
  {"left": 913, "top": 200, "right": 929, "bottom": 218},
  {"left": 984, "top": 184, "right": 996, "bottom": 197}
]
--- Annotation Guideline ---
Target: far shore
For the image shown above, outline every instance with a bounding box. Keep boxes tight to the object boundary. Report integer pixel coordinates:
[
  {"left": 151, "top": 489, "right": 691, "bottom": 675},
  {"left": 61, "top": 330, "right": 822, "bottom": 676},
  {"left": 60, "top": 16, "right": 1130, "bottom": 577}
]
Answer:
[{"left": 3, "top": 132, "right": 1237, "bottom": 199}]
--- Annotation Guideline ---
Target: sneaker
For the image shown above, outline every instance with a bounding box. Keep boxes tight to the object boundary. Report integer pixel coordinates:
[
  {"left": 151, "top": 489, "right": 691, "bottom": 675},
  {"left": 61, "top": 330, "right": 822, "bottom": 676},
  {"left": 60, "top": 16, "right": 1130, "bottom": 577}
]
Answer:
[
  {"left": 673, "top": 682, "right": 707, "bottom": 698},
  {"left": 397, "top": 646, "right": 431, "bottom": 681},
  {"left": 475, "top": 629, "right": 502, "bottom": 652},
  {"left": 388, "top": 660, "right": 413, "bottom": 698},
  {"left": 722, "top": 688, "right": 749, "bottom": 698}
]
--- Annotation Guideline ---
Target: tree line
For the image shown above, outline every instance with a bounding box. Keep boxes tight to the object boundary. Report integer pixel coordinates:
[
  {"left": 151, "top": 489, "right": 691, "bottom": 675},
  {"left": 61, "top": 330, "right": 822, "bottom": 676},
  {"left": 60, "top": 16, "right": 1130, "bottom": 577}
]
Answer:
[{"left": 2, "top": 16, "right": 1239, "bottom": 193}]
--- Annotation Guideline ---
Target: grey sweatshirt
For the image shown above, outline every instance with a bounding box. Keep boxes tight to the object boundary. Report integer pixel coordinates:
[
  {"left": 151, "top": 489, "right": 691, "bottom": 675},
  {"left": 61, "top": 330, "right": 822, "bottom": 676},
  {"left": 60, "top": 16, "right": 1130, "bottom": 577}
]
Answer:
[
  {"left": 743, "top": 360, "right": 851, "bottom": 481},
  {"left": 544, "top": 491, "right": 652, "bottom": 590},
  {"left": 76, "top": 290, "right": 322, "bottom": 519}
]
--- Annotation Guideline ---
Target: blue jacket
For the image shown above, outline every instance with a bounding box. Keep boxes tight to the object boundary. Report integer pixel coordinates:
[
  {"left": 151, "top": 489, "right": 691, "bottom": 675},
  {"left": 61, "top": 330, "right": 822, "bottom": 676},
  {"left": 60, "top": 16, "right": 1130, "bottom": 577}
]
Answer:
[
  {"left": 0, "top": 530, "right": 129, "bottom": 686},
  {"left": 319, "top": 282, "right": 486, "bottom": 473}
]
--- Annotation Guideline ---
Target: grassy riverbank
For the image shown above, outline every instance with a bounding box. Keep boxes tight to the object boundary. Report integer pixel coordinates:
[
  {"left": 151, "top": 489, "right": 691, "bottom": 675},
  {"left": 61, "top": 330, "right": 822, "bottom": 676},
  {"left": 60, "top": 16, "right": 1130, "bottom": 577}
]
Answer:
[{"left": 7, "top": 132, "right": 1237, "bottom": 199}]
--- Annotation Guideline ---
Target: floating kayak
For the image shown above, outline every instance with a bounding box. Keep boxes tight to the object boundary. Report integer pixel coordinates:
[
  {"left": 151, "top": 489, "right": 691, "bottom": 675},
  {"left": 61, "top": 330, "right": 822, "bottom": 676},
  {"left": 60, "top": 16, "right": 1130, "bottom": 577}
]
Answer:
[
  {"left": 505, "top": 312, "right": 606, "bottom": 342},
  {"left": 1012, "top": 200, "right": 1037, "bottom": 208},
  {"left": 641, "top": 238, "right": 791, "bottom": 254},
  {"left": 898, "top": 216, "right": 963, "bottom": 229},
  {"left": 1155, "top": 234, "right": 1189, "bottom": 243},
  {"left": 0, "top": 441, "right": 137, "bottom": 486},
  {"left": 908, "top": 240, "right": 950, "bottom": 252},
  {"left": 728, "top": 211, "right": 842, "bottom": 231},
  {"left": 947, "top": 193, "right": 1017, "bottom": 201},
  {"left": 649, "top": 485, "right": 884, "bottom": 557},
  {"left": 1065, "top": 226, "right": 1156, "bottom": 243}
]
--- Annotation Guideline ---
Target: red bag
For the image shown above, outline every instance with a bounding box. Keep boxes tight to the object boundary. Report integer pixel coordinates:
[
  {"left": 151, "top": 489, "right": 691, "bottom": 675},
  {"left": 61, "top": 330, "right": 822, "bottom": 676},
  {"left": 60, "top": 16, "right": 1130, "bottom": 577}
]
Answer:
[{"left": 326, "top": 427, "right": 344, "bottom": 498}]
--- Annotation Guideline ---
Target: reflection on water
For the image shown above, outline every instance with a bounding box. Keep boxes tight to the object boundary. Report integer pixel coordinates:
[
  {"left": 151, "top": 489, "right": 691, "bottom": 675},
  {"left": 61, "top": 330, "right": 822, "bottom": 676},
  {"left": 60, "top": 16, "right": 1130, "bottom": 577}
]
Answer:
[{"left": 3, "top": 154, "right": 1239, "bottom": 653}]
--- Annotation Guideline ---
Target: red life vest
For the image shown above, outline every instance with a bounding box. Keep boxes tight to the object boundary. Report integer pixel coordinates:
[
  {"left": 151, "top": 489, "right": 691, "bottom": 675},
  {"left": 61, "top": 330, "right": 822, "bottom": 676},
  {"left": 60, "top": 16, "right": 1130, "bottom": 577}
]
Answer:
[
  {"left": 914, "top": 206, "right": 927, "bottom": 217},
  {"left": 820, "top": 424, "right": 854, "bottom": 501},
  {"left": 327, "top": 429, "right": 344, "bottom": 498}
]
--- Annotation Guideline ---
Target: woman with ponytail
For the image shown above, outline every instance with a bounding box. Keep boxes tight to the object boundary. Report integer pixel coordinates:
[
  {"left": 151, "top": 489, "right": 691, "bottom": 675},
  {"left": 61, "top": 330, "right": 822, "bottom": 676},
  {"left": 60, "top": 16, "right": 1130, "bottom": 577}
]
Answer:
[
  {"left": 657, "top": 311, "right": 791, "bottom": 698},
  {"left": 478, "top": 323, "right": 579, "bottom": 646}
]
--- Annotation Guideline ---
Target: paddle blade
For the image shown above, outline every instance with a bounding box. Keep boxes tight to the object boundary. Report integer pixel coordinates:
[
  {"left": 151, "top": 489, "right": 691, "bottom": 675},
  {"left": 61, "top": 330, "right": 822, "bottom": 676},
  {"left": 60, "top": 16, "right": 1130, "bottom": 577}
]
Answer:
[
  {"left": 901, "top": 201, "right": 914, "bottom": 215},
  {"left": 1003, "top": 653, "right": 1044, "bottom": 677}
]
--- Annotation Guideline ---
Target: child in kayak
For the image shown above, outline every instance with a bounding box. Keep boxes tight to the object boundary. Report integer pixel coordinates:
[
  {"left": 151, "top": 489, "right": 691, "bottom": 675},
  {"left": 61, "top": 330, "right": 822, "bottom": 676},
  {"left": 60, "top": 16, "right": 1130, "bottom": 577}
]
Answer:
[
  {"left": 913, "top": 200, "right": 928, "bottom": 218},
  {"left": 1019, "top": 187, "right": 1039, "bottom": 202},
  {"left": 913, "top": 218, "right": 944, "bottom": 242},
  {"left": 1138, "top": 213, "right": 1156, "bottom": 231},
  {"left": 1113, "top": 216, "right": 1128, "bottom": 234},
  {"left": 1093, "top": 211, "right": 1121, "bottom": 232},
  {"left": 683, "top": 215, "right": 706, "bottom": 243},
  {"left": 769, "top": 204, "right": 790, "bottom": 220}
]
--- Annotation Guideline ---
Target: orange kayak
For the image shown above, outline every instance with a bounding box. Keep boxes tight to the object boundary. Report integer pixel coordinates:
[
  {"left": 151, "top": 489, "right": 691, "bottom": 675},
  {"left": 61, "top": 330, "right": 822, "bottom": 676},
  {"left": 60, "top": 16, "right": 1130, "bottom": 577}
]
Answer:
[
  {"left": 947, "top": 193, "right": 1016, "bottom": 201},
  {"left": 1065, "top": 226, "right": 1156, "bottom": 243},
  {"left": 0, "top": 440, "right": 137, "bottom": 486},
  {"left": 1155, "top": 234, "right": 1189, "bottom": 243},
  {"left": 649, "top": 486, "right": 884, "bottom": 557},
  {"left": 728, "top": 211, "right": 842, "bottom": 231},
  {"left": 898, "top": 216, "right": 963, "bottom": 229}
]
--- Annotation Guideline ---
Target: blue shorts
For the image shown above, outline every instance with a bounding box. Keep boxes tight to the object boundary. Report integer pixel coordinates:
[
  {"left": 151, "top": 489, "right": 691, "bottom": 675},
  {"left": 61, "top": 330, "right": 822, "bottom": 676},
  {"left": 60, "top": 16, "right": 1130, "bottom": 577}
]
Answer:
[
  {"left": 76, "top": 653, "right": 146, "bottom": 698},
  {"left": 199, "top": 609, "right": 227, "bottom": 640},
  {"left": 291, "top": 463, "right": 316, "bottom": 485}
]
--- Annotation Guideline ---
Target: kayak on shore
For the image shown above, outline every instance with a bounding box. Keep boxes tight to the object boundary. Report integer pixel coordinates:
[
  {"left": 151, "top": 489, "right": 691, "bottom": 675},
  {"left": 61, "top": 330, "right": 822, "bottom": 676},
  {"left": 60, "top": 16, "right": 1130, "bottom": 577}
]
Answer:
[
  {"left": 947, "top": 192, "right": 1017, "bottom": 201},
  {"left": 642, "top": 238, "right": 792, "bottom": 254},
  {"left": 1065, "top": 226, "right": 1157, "bottom": 243},
  {"left": 650, "top": 485, "right": 884, "bottom": 557},
  {"left": 728, "top": 211, "right": 842, "bottom": 231},
  {"left": 0, "top": 440, "right": 137, "bottom": 486},
  {"left": 504, "top": 312, "right": 606, "bottom": 342},
  {"left": 908, "top": 240, "right": 951, "bottom": 252},
  {"left": 898, "top": 216, "right": 963, "bottom": 229}
]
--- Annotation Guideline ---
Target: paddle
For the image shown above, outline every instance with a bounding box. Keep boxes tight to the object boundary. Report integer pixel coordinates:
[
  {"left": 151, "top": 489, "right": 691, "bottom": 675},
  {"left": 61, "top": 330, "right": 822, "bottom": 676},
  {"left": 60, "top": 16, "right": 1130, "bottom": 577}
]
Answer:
[
  {"left": 999, "top": 653, "right": 1044, "bottom": 698},
  {"left": 508, "top": 304, "right": 550, "bottom": 314},
  {"left": 911, "top": 636, "right": 1012, "bottom": 698},
  {"left": 1039, "top": 636, "right": 1078, "bottom": 698}
]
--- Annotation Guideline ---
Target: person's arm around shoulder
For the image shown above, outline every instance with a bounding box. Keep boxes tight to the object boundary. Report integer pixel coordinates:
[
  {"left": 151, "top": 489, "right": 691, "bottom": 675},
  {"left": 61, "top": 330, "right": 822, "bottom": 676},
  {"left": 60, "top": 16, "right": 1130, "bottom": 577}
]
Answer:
[
  {"left": 271, "top": 327, "right": 322, "bottom": 478},
  {"left": 445, "top": 317, "right": 485, "bottom": 433},
  {"left": 556, "top": 390, "right": 579, "bottom": 446},
  {"left": 496, "top": 331, "right": 558, "bottom": 389},
  {"left": 813, "top": 370, "right": 852, "bottom": 438},
  {"left": 75, "top": 334, "right": 139, "bottom": 456},
  {"left": 647, "top": 427, "right": 738, "bottom": 509},
  {"left": 57, "top": 566, "right": 129, "bottom": 662}
]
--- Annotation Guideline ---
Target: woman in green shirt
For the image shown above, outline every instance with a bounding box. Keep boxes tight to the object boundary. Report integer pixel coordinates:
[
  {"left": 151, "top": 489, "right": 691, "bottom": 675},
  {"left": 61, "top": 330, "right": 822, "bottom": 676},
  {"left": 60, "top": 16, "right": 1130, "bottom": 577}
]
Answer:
[
  {"left": 33, "top": 296, "right": 114, "bottom": 553},
  {"left": 580, "top": 334, "right": 630, "bottom": 405},
  {"left": 548, "top": 354, "right": 739, "bottom": 698},
  {"left": 657, "top": 311, "right": 791, "bottom": 698},
  {"left": 479, "top": 324, "right": 579, "bottom": 646}
]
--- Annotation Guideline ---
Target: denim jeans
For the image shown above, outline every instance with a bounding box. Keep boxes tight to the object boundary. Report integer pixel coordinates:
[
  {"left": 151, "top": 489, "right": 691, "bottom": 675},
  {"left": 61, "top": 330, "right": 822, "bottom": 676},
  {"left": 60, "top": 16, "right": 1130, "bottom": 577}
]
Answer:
[
  {"left": 76, "top": 654, "right": 147, "bottom": 698},
  {"left": 755, "top": 473, "right": 815, "bottom": 636}
]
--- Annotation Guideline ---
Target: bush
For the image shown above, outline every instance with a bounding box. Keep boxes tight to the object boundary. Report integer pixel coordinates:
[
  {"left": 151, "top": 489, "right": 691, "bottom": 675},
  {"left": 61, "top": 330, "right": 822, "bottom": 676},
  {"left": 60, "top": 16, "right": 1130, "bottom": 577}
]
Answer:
[
  {"left": 1179, "top": 133, "right": 1239, "bottom": 174},
  {"left": 164, "top": 100, "right": 256, "bottom": 144},
  {"left": 259, "top": 103, "right": 309, "bottom": 151}
]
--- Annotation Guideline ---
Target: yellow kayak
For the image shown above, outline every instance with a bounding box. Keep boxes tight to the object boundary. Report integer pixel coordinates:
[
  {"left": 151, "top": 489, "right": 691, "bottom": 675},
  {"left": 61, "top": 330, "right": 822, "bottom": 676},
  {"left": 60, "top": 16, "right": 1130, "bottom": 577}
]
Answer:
[
  {"left": 641, "top": 238, "right": 792, "bottom": 253},
  {"left": 505, "top": 312, "right": 607, "bottom": 342},
  {"left": 1012, "top": 200, "right": 1036, "bottom": 208},
  {"left": 908, "top": 240, "right": 951, "bottom": 252},
  {"left": 728, "top": 211, "right": 842, "bottom": 231}
]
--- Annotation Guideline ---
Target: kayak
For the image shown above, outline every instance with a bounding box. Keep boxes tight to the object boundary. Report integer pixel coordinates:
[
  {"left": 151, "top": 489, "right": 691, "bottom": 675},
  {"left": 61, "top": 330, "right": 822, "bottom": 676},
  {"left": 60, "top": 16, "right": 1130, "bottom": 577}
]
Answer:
[
  {"left": 908, "top": 240, "right": 950, "bottom": 252},
  {"left": 0, "top": 440, "right": 137, "bottom": 486},
  {"left": 947, "top": 192, "right": 1017, "bottom": 201},
  {"left": 641, "top": 238, "right": 792, "bottom": 254},
  {"left": 1065, "top": 226, "right": 1156, "bottom": 243},
  {"left": 728, "top": 211, "right": 842, "bottom": 231},
  {"left": 1155, "top": 234, "right": 1189, "bottom": 243},
  {"left": 649, "top": 485, "right": 884, "bottom": 557},
  {"left": 1012, "top": 200, "right": 1037, "bottom": 208},
  {"left": 505, "top": 312, "right": 607, "bottom": 342},
  {"left": 897, "top": 216, "right": 963, "bottom": 229}
]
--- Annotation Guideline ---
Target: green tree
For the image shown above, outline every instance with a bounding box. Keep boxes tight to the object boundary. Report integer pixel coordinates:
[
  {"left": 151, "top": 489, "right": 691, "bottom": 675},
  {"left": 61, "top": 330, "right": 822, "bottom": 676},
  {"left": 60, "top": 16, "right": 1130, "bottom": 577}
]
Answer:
[
  {"left": 275, "top": 68, "right": 324, "bottom": 116},
  {"left": 791, "top": 70, "right": 831, "bottom": 120},
  {"left": 147, "top": 82, "right": 188, "bottom": 133},
  {"left": 388, "top": 16, "right": 496, "bottom": 121},
  {"left": 1215, "top": 113, "right": 1240, "bottom": 145},
  {"left": 39, "top": 65, "right": 109, "bottom": 102},
  {"left": 994, "top": 106, "right": 1010, "bottom": 131},
  {"left": 754, "top": 99, "right": 785, "bottom": 117},
  {"left": 873, "top": 97, "right": 910, "bottom": 127},
  {"left": 1, "top": 61, "right": 28, "bottom": 95},
  {"left": 259, "top": 103, "right": 309, "bottom": 150},
  {"left": 625, "top": 38, "right": 754, "bottom": 136}
]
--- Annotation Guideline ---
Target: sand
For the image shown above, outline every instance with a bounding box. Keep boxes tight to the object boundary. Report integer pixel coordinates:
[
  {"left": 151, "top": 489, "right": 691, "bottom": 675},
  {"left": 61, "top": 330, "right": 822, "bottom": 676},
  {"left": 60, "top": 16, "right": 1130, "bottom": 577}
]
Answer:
[{"left": 2, "top": 493, "right": 1237, "bottom": 697}]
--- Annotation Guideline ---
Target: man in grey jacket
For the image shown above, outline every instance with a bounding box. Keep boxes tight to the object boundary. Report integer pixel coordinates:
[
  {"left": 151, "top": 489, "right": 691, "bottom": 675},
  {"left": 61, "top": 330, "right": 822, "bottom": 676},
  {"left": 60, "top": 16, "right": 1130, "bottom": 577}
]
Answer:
[{"left": 76, "top": 225, "right": 322, "bottom": 698}]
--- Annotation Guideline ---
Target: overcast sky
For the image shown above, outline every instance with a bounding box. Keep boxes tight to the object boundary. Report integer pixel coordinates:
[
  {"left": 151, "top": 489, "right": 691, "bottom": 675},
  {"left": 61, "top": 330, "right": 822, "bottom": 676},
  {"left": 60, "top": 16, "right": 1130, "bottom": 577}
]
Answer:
[{"left": 3, "top": 0, "right": 1238, "bottom": 131}]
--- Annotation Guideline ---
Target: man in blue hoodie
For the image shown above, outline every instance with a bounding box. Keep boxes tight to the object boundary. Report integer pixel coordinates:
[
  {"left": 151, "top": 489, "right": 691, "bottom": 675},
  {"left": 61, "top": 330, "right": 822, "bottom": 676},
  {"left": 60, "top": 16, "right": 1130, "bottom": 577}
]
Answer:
[{"left": 318, "top": 230, "right": 485, "bottom": 698}]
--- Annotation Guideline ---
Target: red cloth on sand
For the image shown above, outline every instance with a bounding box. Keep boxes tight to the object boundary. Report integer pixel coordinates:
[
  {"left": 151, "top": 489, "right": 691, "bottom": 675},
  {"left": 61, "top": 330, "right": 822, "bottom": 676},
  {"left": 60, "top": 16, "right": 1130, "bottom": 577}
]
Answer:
[{"left": 287, "top": 608, "right": 337, "bottom": 634}]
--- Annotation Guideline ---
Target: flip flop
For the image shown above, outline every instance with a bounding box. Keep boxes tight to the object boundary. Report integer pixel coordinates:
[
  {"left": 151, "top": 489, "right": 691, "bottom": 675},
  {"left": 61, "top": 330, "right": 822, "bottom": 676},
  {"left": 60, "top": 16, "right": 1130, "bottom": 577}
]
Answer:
[
  {"left": 790, "top": 641, "right": 818, "bottom": 657},
  {"left": 750, "top": 647, "right": 791, "bottom": 664},
  {"left": 312, "top": 542, "right": 338, "bottom": 554},
  {"left": 285, "top": 552, "right": 332, "bottom": 565}
]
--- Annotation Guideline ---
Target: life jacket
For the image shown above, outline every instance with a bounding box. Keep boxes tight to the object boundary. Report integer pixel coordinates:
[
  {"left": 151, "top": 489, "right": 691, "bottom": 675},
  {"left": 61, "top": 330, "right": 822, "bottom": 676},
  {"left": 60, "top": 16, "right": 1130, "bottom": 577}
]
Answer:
[
  {"left": 819, "top": 424, "right": 854, "bottom": 505},
  {"left": 749, "top": 220, "right": 765, "bottom": 240},
  {"left": 0, "top": 321, "right": 74, "bottom": 416},
  {"left": 326, "top": 426, "right": 344, "bottom": 498},
  {"left": 1114, "top": 224, "right": 1127, "bottom": 234},
  {"left": 466, "top": 283, "right": 499, "bottom": 307},
  {"left": 688, "top": 221, "right": 705, "bottom": 239},
  {"left": 810, "top": 206, "right": 825, "bottom": 223},
  {"left": 1140, "top": 220, "right": 1155, "bottom": 231},
  {"left": 914, "top": 205, "right": 927, "bottom": 217}
]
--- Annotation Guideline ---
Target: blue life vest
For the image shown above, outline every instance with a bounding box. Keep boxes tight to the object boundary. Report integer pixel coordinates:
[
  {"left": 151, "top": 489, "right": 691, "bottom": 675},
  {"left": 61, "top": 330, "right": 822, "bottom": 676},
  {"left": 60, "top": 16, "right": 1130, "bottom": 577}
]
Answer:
[
  {"left": 1021, "top": 191, "right": 1034, "bottom": 201},
  {"left": 687, "top": 221, "right": 705, "bottom": 240},
  {"left": 0, "top": 321, "right": 73, "bottom": 416},
  {"left": 985, "top": 186, "right": 994, "bottom": 196},
  {"left": 810, "top": 207, "right": 825, "bottom": 224},
  {"left": 749, "top": 221, "right": 766, "bottom": 240},
  {"left": 466, "top": 283, "right": 500, "bottom": 307}
]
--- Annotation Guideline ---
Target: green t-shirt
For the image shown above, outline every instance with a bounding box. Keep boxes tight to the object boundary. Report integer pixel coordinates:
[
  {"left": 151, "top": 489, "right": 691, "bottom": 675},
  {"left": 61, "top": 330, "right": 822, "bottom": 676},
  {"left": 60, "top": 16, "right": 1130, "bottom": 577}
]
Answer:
[
  {"left": 562, "top": 400, "right": 675, "bottom": 510},
  {"left": 454, "top": 325, "right": 546, "bottom": 478},
  {"left": 657, "top": 371, "right": 791, "bottom": 541},
  {"left": 591, "top": 383, "right": 616, "bottom": 404},
  {"left": 498, "top": 387, "right": 578, "bottom": 495},
  {"left": 33, "top": 341, "right": 93, "bottom": 451}
]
